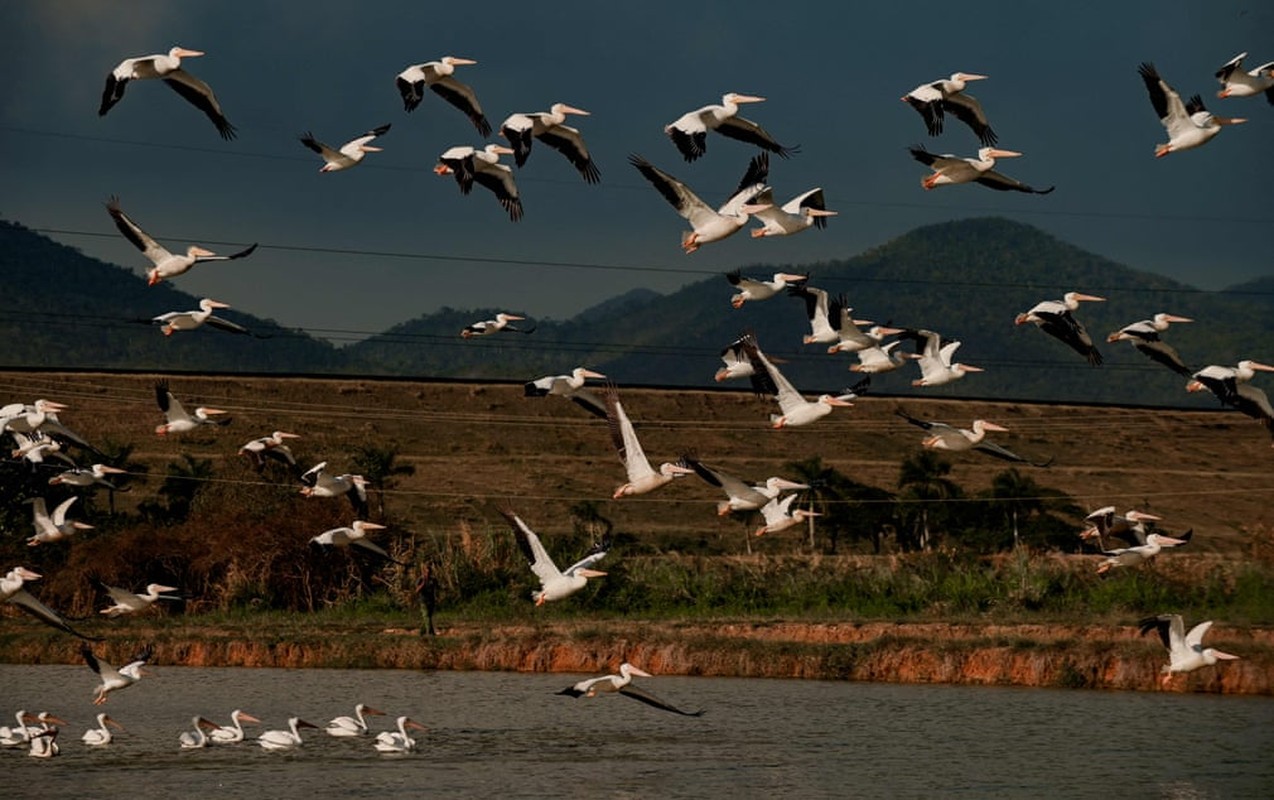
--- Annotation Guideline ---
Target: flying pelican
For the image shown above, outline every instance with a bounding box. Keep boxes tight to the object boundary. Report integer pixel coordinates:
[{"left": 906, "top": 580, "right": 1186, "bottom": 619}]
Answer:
[
  {"left": 9, "top": 430, "right": 76, "bottom": 468},
  {"left": 1079, "top": 506, "right": 1164, "bottom": 547},
  {"left": 602, "top": 386, "right": 694, "bottom": 498},
  {"left": 681, "top": 454, "right": 808, "bottom": 516},
  {"left": 95, "top": 579, "right": 180, "bottom": 617},
  {"left": 744, "top": 187, "right": 837, "bottom": 238},
  {"left": 310, "top": 521, "right": 401, "bottom": 564},
  {"left": 48, "top": 463, "right": 127, "bottom": 490},
  {"left": 1215, "top": 52, "right": 1274, "bottom": 103},
  {"left": 395, "top": 56, "right": 491, "bottom": 135},
  {"left": 629, "top": 153, "right": 770, "bottom": 254},
  {"left": 715, "top": 335, "right": 768, "bottom": 386},
  {"left": 826, "top": 307, "right": 901, "bottom": 355},
  {"left": 906, "top": 329, "right": 983, "bottom": 387},
  {"left": 81, "top": 713, "right": 124, "bottom": 746},
  {"left": 1138, "top": 615, "right": 1241, "bottom": 687},
  {"left": 461, "top": 312, "right": 533, "bottom": 338},
  {"left": 1107, "top": 314, "right": 1194, "bottom": 375},
  {"left": 299, "top": 461, "right": 369, "bottom": 516},
  {"left": 1015, "top": 292, "right": 1105, "bottom": 366},
  {"left": 239, "top": 431, "right": 300, "bottom": 473},
  {"left": 207, "top": 710, "right": 262, "bottom": 744},
  {"left": 788, "top": 285, "right": 844, "bottom": 345},
  {"left": 754, "top": 493, "right": 818, "bottom": 537},
  {"left": 524, "top": 368, "right": 607, "bottom": 418},
  {"left": 435, "top": 144, "right": 523, "bottom": 221},
  {"left": 373, "top": 716, "right": 428, "bottom": 753},
  {"left": 1096, "top": 533, "right": 1190, "bottom": 575},
  {"left": 105, "top": 197, "right": 257, "bottom": 286},
  {"left": 299, "top": 124, "right": 391, "bottom": 172},
  {"left": 99, "top": 46, "right": 236, "bottom": 139},
  {"left": 1, "top": 567, "right": 98, "bottom": 640},
  {"left": 557, "top": 663, "right": 703, "bottom": 716},
  {"left": 902, "top": 72, "right": 997, "bottom": 145},
  {"left": 28, "top": 728, "right": 59, "bottom": 759},
  {"left": 1186, "top": 360, "right": 1274, "bottom": 443},
  {"left": 737, "top": 334, "right": 856, "bottom": 428},
  {"left": 326, "top": 703, "right": 386, "bottom": 737},
  {"left": 178, "top": 716, "right": 219, "bottom": 749},
  {"left": 1139, "top": 63, "right": 1246, "bottom": 157},
  {"left": 258, "top": 718, "right": 320, "bottom": 751},
  {"left": 82, "top": 643, "right": 153, "bottom": 704},
  {"left": 725, "top": 269, "right": 809, "bottom": 309},
  {"left": 909, "top": 146, "right": 1054, "bottom": 193},
  {"left": 154, "top": 380, "right": 230, "bottom": 435},
  {"left": 1, "top": 399, "right": 70, "bottom": 435},
  {"left": 151, "top": 298, "right": 251, "bottom": 336},
  {"left": 500, "top": 508, "right": 608, "bottom": 605},
  {"left": 850, "top": 342, "right": 908, "bottom": 374},
  {"left": 26, "top": 496, "right": 93, "bottom": 546},
  {"left": 500, "top": 103, "right": 600, "bottom": 182},
  {"left": 665, "top": 92, "right": 797, "bottom": 162}
]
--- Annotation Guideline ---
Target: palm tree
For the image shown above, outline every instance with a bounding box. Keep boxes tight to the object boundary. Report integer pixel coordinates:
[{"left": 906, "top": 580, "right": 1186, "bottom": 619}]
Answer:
[
  {"left": 988, "top": 468, "right": 1045, "bottom": 550},
  {"left": 351, "top": 444, "right": 416, "bottom": 518},
  {"left": 785, "top": 456, "right": 849, "bottom": 552},
  {"left": 896, "top": 451, "right": 960, "bottom": 551},
  {"left": 150, "top": 454, "right": 215, "bottom": 523}
]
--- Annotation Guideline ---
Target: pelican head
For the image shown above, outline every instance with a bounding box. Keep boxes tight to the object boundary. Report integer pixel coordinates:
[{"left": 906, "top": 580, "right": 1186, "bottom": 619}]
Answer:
[
  {"left": 13, "top": 567, "right": 42, "bottom": 581},
  {"left": 441, "top": 56, "right": 477, "bottom": 67},
  {"left": 1213, "top": 116, "right": 1248, "bottom": 126},
  {"left": 952, "top": 72, "right": 989, "bottom": 83},
  {"left": 33, "top": 399, "right": 69, "bottom": 413},
  {"left": 1153, "top": 313, "right": 1193, "bottom": 327},
  {"left": 973, "top": 420, "right": 1009, "bottom": 433},
  {"left": 496, "top": 313, "right": 524, "bottom": 322},
  {"left": 199, "top": 298, "right": 231, "bottom": 311},
  {"left": 620, "top": 663, "right": 652, "bottom": 679},
  {"left": 576, "top": 568, "right": 608, "bottom": 579},
  {"left": 1203, "top": 648, "right": 1241, "bottom": 664},
  {"left": 1145, "top": 533, "right": 1187, "bottom": 548},
  {"left": 551, "top": 103, "right": 590, "bottom": 117},
  {"left": 359, "top": 144, "right": 383, "bottom": 153},
  {"left": 819, "top": 395, "right": 854, "bottom": 407},
  {"left": 485, "top": 144, "right": 515, "bottom": 157},
  {"left": 723, "top": 92, "right": 765, "bottom": 106},
  {"left": 1125, "top": 510, "right": 1162, "bottom": 523},
  {"left": 575, "top": 368, "right": 606, "bottom": 380},
  {"left": 1237, "top": 360, "right": 1274, "bottom": 376},
  {"left": 659, "top": 462, "right": 695, "bottom": 478},
  {"left": 170, "top": 47, "right": 205, "bottom": 59},
  {"left": 352, "top": 521, "right": 387, "bottom": 533},
  {"left": 147, "top": 583, "right": 180, "bottom": 595},
  {"left": 979, "top": 147, "right": 1021, "bottom": 161}
]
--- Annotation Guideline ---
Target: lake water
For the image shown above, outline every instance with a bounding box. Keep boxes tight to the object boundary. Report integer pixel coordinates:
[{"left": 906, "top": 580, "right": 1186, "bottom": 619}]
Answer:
[{"left": 0, "top": 664, "right": 1270, "bottom": 798}]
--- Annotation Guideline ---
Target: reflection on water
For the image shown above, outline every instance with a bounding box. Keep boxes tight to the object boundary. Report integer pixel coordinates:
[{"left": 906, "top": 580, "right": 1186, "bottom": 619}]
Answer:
[{"left": 0, "top": 664, "right": 1270, "bottom": 798}]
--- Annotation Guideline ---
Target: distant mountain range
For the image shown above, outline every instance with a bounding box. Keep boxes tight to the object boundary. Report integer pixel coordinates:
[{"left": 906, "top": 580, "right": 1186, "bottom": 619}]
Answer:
[{"left": 3, "top": 218, "right": 1271, "bottom": 406}]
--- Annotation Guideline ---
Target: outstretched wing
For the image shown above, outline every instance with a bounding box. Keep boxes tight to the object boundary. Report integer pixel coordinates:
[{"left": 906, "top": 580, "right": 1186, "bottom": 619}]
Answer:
[{"left": 619, "top": 684, "right": 704, "bottom": 716}]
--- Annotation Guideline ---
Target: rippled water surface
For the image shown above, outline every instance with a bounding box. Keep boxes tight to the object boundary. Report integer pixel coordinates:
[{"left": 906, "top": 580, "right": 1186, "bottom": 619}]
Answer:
[{"left": 1, "top": 664, "right": 1270, "bottom": 798}]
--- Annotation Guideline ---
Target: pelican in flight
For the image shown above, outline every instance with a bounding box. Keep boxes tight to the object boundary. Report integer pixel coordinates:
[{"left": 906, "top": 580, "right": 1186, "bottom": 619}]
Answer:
[
  {"left": 1080, "top": 506, "right": 1163, "bottom": 547},
  {"left": 461, "top": 312, "right": 533, "bottom": 338},
  {"left": 602, "top": 386, "right": 694, "bottom": 498},
  {"left": 500, "top": 508, "right": 609, "bottom": 605},
  {"left": 26, "top": 496, "right": 93, "bottom": 546},
  {"left": 374, "top": 716, "right": 428, "bottom": 753},
  {"left": 715, "top": 335, "right": 770, "bottom": 387},
  {"left": 754, "top": 493, "right": 817, "bottom": 537},
  {"left": 629, "top": 153, "right": 770, "bottom": 253},
  {"left": 395, "top": 56, "right": 491, "bottom": 135},
  {"left": 1186, "top": 360, "right": 1274, "bottom": 443},
  {"left": 850, "top": 341, "right": 908, "bottom": 374},
  {"left": 788, "top": 285, "right": 844, "bottom": 345},
  {"left": 299, "top": 461, "right": 369, "bottom": 516},
  {"left": 1015, "top": 292, "right": 1105, "bottom": 366},
  {"left": 48, "top": 463, "right": 127, "bottom": 490},
  {"left": 745, "top": 187, "right": 837, "bottom": 238},
  {"left": 894, "top": 408, "right": 1020, "bottom": 453},
  {"left": 904, "top": 329, "right": 983, "bottom": 388},
  {"left": 665, "top": 92, "right": 796, "bottom": 162},
  {"left": 106, "top": 197, "right": 256, "bottom": 286},
  {"left": 435, "top": 144, "right": 523, "bottom": 221},
  {"left": 737, "top": 334, "right": 856, "bottom": 428},
  {"left": 326, "top": 704, "right": 386, "bottom": 737},
  {"left": 902, "top": 72, "right": 997, "bottom": 145},
  {"left": 1215, "top": 52, "right": 1274, "bottom": 103},
  {"left": 81, "top": 713, "right": 124, "bottom": 746},
  {"left": 909, "top": 146, "right": 1054, "bottom": 193},
  {"left": 1096, "top": 533, "right": 1190, "bottom": 575},
  {"left": 725, "top": 269, "right": 808, "bottom": 309},
  {"left": 826, "top": 307, "right": 900, "bottom": 355},
  {"left": 95, "top": 579, "right": 180, "bottom": 617},
  {"left": 500, "top": 103, "right": 600, "bottom": 183},
  {"left": 681, "top": 454, "right": 808, "bottom": 516},
  {"left": 239, "top": 431, "right": 300, "bottom": 473},
  {"left": 1139, "top": 63, "right": 1246, "bottom": 157},
  {"left": 154, "top": 380, "right": 230, "bottom": 435},
  {"left": 9, "top": 431, "right": 76, "bottom": 468},
  {"left": 258, "top": 718, "right": 319, "bottom": 751},
  {"left": 1138, "top": 615, "right": 1240, "bottom": 687},
  {"left": 2, "top": 398, "right": 73, "bottom": 436},
  {"left": 300, "top": 124, "right": 391, "bottom": 172},
  {"left": 1107, "top": 314, "right": 1194, "bottom": 375},
  {"left": 310, "top": 521, "right": 400, "bottom": 564},
  {"left": 179, "top": 717, "right": 219, "bottom": 749},
  {"left": 558, "top": 663, "right": 703, "bottom": 716},
  {"left": 208, "top": 710, "right": 262, "bottom": 744},
  {"left": 82, "top": 643, "right": 153, "bottom": 704},
  {"left": 524, "top": 368, "right": 607, "bottom": 418},
  {"left": 99, "top": 46, "right": 236, "bottom": 139},
  {"left": 1, "top": 567, "right": 98, "bottom": 640},
  {"left": 151, "top": 298, "right": 251, "bottom": 336}
]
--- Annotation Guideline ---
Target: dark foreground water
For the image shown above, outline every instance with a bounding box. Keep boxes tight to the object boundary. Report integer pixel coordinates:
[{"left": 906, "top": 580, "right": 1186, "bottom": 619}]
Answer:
[{"left": 0, "top": 664, "right": 1270, "bottom": 798}]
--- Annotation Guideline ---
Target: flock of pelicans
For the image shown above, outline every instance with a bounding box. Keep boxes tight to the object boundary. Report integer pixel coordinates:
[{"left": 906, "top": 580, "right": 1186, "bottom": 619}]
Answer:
[{"left": 3, "top": 41, "right": 1271, "bottom": 759}]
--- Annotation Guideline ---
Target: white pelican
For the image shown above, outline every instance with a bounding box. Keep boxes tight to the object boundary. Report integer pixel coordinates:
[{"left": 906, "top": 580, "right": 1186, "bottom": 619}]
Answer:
[
  {"left": 395, "top": 56, "right": 491, "bottom": 135},
  {"left": 82, "top": 643, "right": 153, "bottom": 704},
  {"left": 737, "top": 334, "right": 854, "bottom": 428},
  {"left": 557, "top": 663, "right": 702, "bottom": 716},
  {"left": 1, "top": 399, "right": 70, "bottom": 434},
  {"left": 28, "top": 728, "right": 59, "bottom": 759},
  {"left": 664, "top": 92, "right": 796, "bottom": 162},
  {"left": 1015, "top": 292, "right": 1105, "bottom": 366},
  {"left": 1186, "top": 360, "right": 1274, "bottom": 444},
  {"left": 715, "top": 336, "right": 765, "bottom": 384},
  {"left": 1215, "top": 52, "right": 1274, "bottom": 102},
  {"left": 299, "top": 124, "right": 391, "bottom": 172},
  {"left": 435, "top": 144, "right": 523, "bottom": 221},
  {"left": 1139, "top": 63, "right": 1246, "bottom": 157},
  {"left": 602, "top": 386, "right": 694, "bottom": 498},
  {"left": 95, "top": 579, "right": 180, "bottom": 617},
  {"left": 299, "top": 461, "right": 369, "bottom": 516},
  {"left": 500, "top": 508, "right": 608, "bottom": 605},
  {"left": 682, "top": 454, "right": 808, "bottom": 516},
  {"left": 907, "top": 329, "right": 983, "bottom": 388},
  {"left": 81, "top": 713, "right": 125, "bottom": 747},
  {"left": 744, "top": 187, "right": 837, "bottom": 238},
  {"left": 1138, "top": 615, "right": 1241, "bottom": 687},
  {"left": 1107, "top": 313, "right": 1194, "bottom": 375},
  {"left": 258, "top": 718, "right": 319, "bottom": 751},
  {"left": 310, "top": 521, "right": 400, "bottom": 564},
  {"left": 106, "top": 197, "right": 257, "bottom": 286},
  {"left": 1079, "top": 506, "right": 1163, "bottom": 547},
  {"left": 154, "top": 380, "right": 230, "bottom": 435},
  {"left": 151, "top": 298, "right": 251, "bottom": 336},
  {"left": 239, "top": 431, "right": 300, "bottom": 472},
  {"left": 500, "top": 103, "right": 599, "bottom": 183},
  {"left": 629, "top": 153, "right": 770, "bottom": 253},
  {"left": 788, "top": 285, "right": 843, "bottom": 345},
  {"left": 754, "top": 493, "right": 818, "bottom": 537},
  {"left": 524, "top": 368, "right": 607, "bottom": 418},
  {"left": 26, "top": 496, "right": 93, "bottom": 546},
  {"left": 326, "top": 703, "right": 386, "bottom": 737},
  {"left": 1096, "top": 533, "right": 1189, "bottom": 575},
  {"left": 99, "top": 46, "right": 236, "bottom": 139},
  {"left": 9, "top": 431, "right": 76, "bottom": 467},
  {"left": 725, "top": 269, "right": 808, "bottom": 309},
  {"left": 461, "top": 312, "right": 533, "bottom": 338},
  {"left": 178, "top": 716, "right": 219, "bottom": 749},
  {"left": 48, "top": 463, "right": 127, "bottom": 489},
  {"left": 909, "top": 146, "right": 1054, "bottom": 193},
  {"left": 207, "top": 709, "right": 262, "bottom": 744},
  {"left": 1, "top": 567, "right": 97, "bottom": 639},
  {"left": 850, "top": 342, "right": 908, "bottom": 374},
  {"left": 902, "top": 72, "right": 997, "bottom": 145},
  {"left": 2, "top": 712, "right": 68, "bottom": 747},
  {"left": 895, "top": 409, "right": 1046, "bottom": 465},
  {"left": 824, "top": 306, "right": 898, "bottom": 356},
  {"left": 373, "top": 716, "right": 428, "bottom": 753}
]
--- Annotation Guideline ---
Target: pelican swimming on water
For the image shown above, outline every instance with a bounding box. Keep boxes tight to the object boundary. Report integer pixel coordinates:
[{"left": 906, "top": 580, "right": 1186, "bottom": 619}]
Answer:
[
  {"left": 1139, "top": 62, "right": 1246, "bottom": 157},
  {"left": 1, "top": 711, "right": 68, "bottom": 748},
  {"left": 665, "top": 92, "right": 797, "bottom": 162},
  {"left": 26, "top": 496, "right": 93, "bottom": 546},
  {"left": 500, "top": 103, "right": 600, "bottom": 182},
  {"left": 395, "top": 56, "right": 491, "bottom": 135},
  {"left": 1016, "top": 292, "right": 1105, "bottom": 366},
  {"left": 373, "top": 716, "right": 428, "bottom": 753},
  {"left": 745, "top": 186, "right": 837, "bottom": 238},
  {"left": 81, "top": 713, "right": 124, "bottom": 746},
  {"left": 1107, "top": 313, "right": 1194, "bottom": 375},
  {"left": 910, "top": 146, "right": 1053, "bottom": 193},
  {"left": 1186, "top": 360, "right": 1274, "bottom": 443},
  {"left": 326, "top": 703, "right": 386, "bottom": 737},
  {"left": 95, "top": 579, "right": 181, "bottom": 617},
  {"left": 902, "top": 72, "right": 997, "bottom": 145},
  {"left": 300, "top": 124, "right": 391, "bottom": 172},
  {"left": 99, "top": 46, "right": 236, "bottom": 139},
  {"left": 557, "top": 662, "right": 703, "bottom": 716},
  {"left": 725, "top": 269, "right": 808, "bottom": 309},
  {"left": 629, "top": 153, "right": 770, "bottom": 253},
  {"left": 82, "top": 643, "right": 153, "bottom": 704},
  {"left": 258, "top": 718, "right": 319, "bottom": 751},
  {"left": 27, "top": 728, "right": 59, "bottom": 759},
  {"left": 1138, "top": 614, "right": 1240, "bottom": 687},
  {"left": 500, "top": 508, "right": 609, "bottom": 605},
  {"left": 106, "top": 197, "right": 257, "bottom": 286},
  {"left": 524, "top": 368, "right": 607, "bottom": 418},
  {"left": 179, "top": 716, "right": 219, "bottom": 749},
  {"left": 737, "top": 334, "right": 857, "bottom": 428},
  {"left": 154, "top": 380, "right": 230, "bottom": 435},
  {"left": 602, "top": 386, "right": 694, "bottom": 498},
  {"left": 207, "top": 710, "right": 262, "bottom": 744},
  {"left": 681, "top": 454, "right": 808, "bottom": 516},
  {"left": 1215, "top": 52, "right": 1274, "bottom": 103},
  {"left": 1, "top": 567, "right": 97, "bottom": 640},
  {"left": 151, "top": 298, "right": 251, "bottom": 337}
]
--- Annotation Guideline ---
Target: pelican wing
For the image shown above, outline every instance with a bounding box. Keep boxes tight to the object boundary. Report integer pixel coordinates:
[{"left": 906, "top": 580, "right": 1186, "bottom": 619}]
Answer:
[
  {"left": 683, "top": 455, "right": 766, "bottom": 507},
  {"left": 472, "top": 165, "right": 523, "bottom": 222},
  {"left": 784, "top": 187, "right": 830, "bottom": 229},
  {"left": 619, "top": 684, "right": 704, "bottom": 716},
  {"left": 204, "top": 315, "right": 253, "bottom": 336},
  {"left": 1139, "top": 614, "right": 1185, "bottom": 655},
  {"left": 1132, "top": 338, "right": 1191, "bottom": 376},
  {"left": 568, "top": 389, "right": 609, "bottom": 419},
  {"left": 299, "top": 133, "right": 338, "bottom": 160},
  {"left": 105, "top": 198, "right": 171, "bottom": 264},
  {"left": 8, "top": 589, "right": 99, "bottom": 640},
  {"left": 941, "top": 92, "right": 997, "bottom": 146},
  {"left": 973, "top": 440, "right": 1048, "bottom": 466},
  {"left": 500, "top": 509, "right": 562, "bottom": 586},
  {"left": 536, "top": 125, "right": 600, "bottom": 184},
  {"left": 726, "top": 153, "right": 770, "bottom": 206},
  {"left": 1184, "top": 620, "right": 1214, "bottom": 653},
  {"left": 740, "top": 336, "right": 802, "bottom": 414},
  {"left": 628, "top": 155, "right": 715, "bottom": 229},
  {"left": 974, "top": 170, "right": 1054, "bottom": 194},
  {"left": 51, "top": 496, "right": 80, "bottom": 526},
  {"left": 563, "top": 537, "right": 610, "bottom": 576},
  {"left": 429, "top": 76, "right": 492, "bottom": 136},
  {"left": 714, "top": 115, "right": 797, "bottom": 158},
  {"left": 1139, "top": 63, "right": 1194, "bottom": 140},
  {"left": 603, "top": 389, "right": 656, "bottom": 483},
  {"left": 162, "top": 69, "right": 236, "bottom": 140},
  {"left": 904, "top": 84, "right": 945, "bottom": 135}
]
